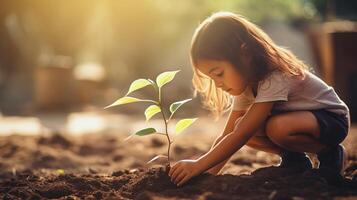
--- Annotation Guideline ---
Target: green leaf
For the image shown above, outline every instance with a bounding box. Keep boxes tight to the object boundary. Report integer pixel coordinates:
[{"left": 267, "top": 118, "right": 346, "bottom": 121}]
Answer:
[
  {"left": 126, "top": 79, "right": 152, "bottom": 96},
  {"left": 56, "top": 169, "right": 65, "bottom": 174},
  {"left": 147, "top": 155, "right": 168, "bottom": 164},
  {"left": 175, "top": 118, "right": 198, "bottom": 135},
  {"left": 156, "top": 70, "right": 180, "bottom": 88},
  {"left": 134, "top": 127, "right": 157, "bottom": 136},
  {"left": 170, "top": 98, "right": 192, "bottom": 114},
  {"left": 104, "top": 96, "right": 142, "bottom": 109},
  {"left": 145, "top": 105, "right": 161, "bottom": 121}
]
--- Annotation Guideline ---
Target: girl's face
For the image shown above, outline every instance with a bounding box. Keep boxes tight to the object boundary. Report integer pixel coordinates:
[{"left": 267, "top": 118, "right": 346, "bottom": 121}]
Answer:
[{"left": 195, "top": 59, "right": 248, "bottom": 95}]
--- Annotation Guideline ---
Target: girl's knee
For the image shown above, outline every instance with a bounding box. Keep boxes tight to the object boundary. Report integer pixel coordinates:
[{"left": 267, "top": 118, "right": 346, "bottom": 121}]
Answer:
[
  {"left": 266, "top": 116, "right": 283, "bottom": 137},
  {"left": 266, "top": 116, "right": 290, "bottom": 144}
]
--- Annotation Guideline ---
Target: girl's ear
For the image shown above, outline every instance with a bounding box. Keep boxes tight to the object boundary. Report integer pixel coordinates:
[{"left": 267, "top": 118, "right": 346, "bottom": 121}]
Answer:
[
  {"left": 238, "top": 44, "right": 254, "bottom": 80},
  {"left": 240, "top": 43, "right": 252, "bottom": 65}
]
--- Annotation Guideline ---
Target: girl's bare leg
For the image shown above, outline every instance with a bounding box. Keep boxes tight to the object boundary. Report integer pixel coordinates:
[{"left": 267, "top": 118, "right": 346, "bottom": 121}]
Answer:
[
  {"left": 246, "top": 111, "right": 328, "bottom": 154},
  {"left": 265, "top": 111, "right": 328, "bottom": 154},
  {"left": 208, "top": 111, "right": 328, "bottom": 174}
]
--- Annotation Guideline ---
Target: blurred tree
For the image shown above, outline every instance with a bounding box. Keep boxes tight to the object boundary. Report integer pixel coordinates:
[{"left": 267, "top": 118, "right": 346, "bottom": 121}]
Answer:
[{"left": 2, "top": 0, "right": 355, "bottom": 113}]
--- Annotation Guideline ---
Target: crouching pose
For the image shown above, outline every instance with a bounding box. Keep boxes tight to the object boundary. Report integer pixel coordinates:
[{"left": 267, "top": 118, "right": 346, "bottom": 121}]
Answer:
[{"left": 169, "top": 12, "right": 350, "bottom": 186}]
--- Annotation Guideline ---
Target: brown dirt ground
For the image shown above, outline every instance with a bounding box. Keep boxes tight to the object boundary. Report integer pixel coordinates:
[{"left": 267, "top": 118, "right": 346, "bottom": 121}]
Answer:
[{"left": 0, "top": 127, "right": 356, "bottom": 199}]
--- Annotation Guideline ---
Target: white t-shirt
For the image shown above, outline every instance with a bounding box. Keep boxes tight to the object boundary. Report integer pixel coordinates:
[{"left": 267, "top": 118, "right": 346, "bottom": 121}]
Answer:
[{"left": 233, "top": 70, "right": 350, "bottom": 121}]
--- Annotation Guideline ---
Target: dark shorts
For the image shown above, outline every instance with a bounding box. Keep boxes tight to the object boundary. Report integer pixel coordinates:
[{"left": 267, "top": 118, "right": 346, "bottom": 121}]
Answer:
[{"left": 310, "top": 109, "right": 349, "bottom": 147}]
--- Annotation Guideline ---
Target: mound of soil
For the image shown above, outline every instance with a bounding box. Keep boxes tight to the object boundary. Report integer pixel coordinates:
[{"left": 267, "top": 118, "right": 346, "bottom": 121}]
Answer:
[
  {"left": 0, "top": 166, "right": 356, "bottom": 200},
  {"left": 0, "top": 131, "right": 356, "bottom": 199}
]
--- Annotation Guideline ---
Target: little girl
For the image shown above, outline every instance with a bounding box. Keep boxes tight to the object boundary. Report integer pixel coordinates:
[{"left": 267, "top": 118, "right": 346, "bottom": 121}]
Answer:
[{"left": 168, "top": 12, "right": 350, "bottom": 186}]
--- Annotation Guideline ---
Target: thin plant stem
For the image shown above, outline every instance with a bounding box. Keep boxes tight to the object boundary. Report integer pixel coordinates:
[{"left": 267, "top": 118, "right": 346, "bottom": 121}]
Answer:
[
  {"left": 168, "top": 113, "right": 174, "bottom": 122},
  {"left": 154, "top": 84, "right": 172, "bottom": 166},
  {"left": 159, "top": 103, "right": 172, "bottom": 166}
]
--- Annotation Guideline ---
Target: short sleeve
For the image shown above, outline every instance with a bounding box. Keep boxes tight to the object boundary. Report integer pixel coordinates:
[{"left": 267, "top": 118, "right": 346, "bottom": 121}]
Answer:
[
  {"left": 232, "top": 86, "right": 254, "bottom": 111},
  {"left": 255, "top": 71, "right": 289, "bottom": 103}
]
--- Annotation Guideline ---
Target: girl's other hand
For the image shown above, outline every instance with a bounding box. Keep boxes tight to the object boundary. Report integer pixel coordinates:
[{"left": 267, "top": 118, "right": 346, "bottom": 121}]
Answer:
[{"left": 168, "top": 159, "right": 202, "bottom": 186}]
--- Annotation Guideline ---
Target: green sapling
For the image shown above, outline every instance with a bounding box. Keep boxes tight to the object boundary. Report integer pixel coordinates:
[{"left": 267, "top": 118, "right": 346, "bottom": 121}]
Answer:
[{"left": 105, "top": 70, "right": 197, "bottom": 168}]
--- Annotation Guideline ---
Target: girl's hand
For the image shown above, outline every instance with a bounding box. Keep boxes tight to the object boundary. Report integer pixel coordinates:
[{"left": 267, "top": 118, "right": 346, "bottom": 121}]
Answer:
[{"left": 168, "top": 159, "right": 202, "bottom": 186}]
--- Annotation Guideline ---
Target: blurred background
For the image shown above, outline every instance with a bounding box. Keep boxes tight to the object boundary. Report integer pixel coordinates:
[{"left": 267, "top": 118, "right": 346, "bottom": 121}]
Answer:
[{"left": 0, "top": 0, "right": 357, "bottom": 136}]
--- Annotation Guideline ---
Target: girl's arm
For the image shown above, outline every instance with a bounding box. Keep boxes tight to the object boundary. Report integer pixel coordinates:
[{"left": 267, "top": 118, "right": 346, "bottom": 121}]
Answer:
[
  {"left": 207, "top": 109, "right": 246, "bottom": 175},
  {"left": 196, "top": 102, "right": 274, "bottom": 173}
]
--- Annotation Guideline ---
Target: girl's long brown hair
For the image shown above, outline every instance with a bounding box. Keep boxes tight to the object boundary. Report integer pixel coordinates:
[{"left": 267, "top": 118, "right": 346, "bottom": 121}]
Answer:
[{"left": 191, "top": 12, "right": 308, "bottom": 118}]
